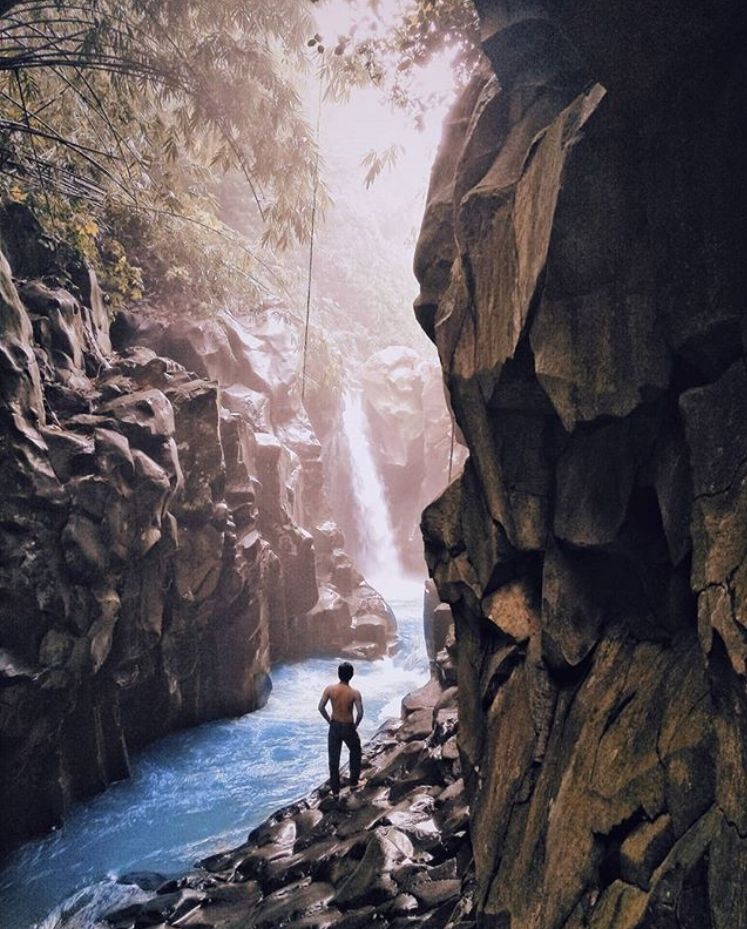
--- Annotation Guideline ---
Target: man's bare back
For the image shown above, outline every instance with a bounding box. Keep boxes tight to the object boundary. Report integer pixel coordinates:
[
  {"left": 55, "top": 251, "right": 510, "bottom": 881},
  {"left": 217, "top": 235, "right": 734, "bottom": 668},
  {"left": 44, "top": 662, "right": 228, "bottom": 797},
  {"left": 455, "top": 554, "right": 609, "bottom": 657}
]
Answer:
[
  {"left": 318, "top": 682, "right": 362, "bottom": 725},
  {"left": 319, "top": 662, "right": 364, "bottom": 796}
]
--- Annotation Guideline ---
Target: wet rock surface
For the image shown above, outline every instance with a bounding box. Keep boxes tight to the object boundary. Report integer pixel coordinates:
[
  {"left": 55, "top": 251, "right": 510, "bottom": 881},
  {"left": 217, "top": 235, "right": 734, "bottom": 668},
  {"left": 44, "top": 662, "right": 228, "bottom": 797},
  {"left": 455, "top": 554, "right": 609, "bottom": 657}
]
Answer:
[
  {"left": 105, "top": 663, "right": 473, "bottom": 929},
  {"left": 0, "top": 210, "right": 393, "bottom": 857},
  {"left": 414, "top": 1, "right": 747, "bottom": 927}
]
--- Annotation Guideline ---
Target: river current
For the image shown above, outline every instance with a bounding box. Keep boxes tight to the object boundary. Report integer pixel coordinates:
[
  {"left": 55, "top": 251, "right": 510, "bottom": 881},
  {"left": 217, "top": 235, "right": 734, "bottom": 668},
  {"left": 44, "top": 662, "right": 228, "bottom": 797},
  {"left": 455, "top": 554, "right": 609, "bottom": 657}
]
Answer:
[{"left": 0, "top": 579, "right": 428, "bottom": 929}]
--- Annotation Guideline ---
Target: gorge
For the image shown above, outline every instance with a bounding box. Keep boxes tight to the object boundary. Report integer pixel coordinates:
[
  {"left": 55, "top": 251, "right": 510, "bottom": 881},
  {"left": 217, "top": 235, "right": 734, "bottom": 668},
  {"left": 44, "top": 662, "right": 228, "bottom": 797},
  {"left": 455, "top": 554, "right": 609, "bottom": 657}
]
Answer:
[
  {"left": 0, "top": 205, "right": 450, "bottom": 924},
  {"left": 0, "top": 204, "right": 406, "bottom": 857},
  {"left": 0, "top": 582, "right": 430, "bottom": 929},
  {"left": 1, "top": 0, "right": 747, "bottom": 928}
]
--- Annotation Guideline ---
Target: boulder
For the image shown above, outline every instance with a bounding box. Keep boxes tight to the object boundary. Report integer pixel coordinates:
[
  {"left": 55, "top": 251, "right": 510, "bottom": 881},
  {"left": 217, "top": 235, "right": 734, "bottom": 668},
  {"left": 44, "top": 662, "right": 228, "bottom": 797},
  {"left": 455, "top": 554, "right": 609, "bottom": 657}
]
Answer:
[{"left": 424, "top": 589, "right": 454, "bottom": 661}]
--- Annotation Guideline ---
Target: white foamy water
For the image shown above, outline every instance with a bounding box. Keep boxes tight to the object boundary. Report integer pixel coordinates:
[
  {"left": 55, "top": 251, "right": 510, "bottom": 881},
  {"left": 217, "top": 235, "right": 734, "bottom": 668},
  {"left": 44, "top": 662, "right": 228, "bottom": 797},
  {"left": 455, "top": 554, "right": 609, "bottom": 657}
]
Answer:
[
  {"left": 342, "top": 389, "right": 404, "bottom": 587},
  {"left": 0, "top": 583, "right": 428, "bottom": 929}
]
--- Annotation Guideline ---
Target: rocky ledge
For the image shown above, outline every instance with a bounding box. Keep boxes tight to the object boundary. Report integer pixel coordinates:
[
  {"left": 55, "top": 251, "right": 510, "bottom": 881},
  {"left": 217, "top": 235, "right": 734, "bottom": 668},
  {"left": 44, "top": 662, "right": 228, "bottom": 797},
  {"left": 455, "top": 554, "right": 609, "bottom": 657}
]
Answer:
[{"left": 105, "top": 649, "right": 473, "bottom": 929}]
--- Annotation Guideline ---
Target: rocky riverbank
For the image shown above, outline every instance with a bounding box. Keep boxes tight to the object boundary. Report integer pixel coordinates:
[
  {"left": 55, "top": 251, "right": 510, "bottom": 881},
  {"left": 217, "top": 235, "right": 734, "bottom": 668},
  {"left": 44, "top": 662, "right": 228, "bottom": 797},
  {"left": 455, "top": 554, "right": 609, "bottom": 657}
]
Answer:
[{"left": 104, "top": 639, "right": 471, "bottom": 929}]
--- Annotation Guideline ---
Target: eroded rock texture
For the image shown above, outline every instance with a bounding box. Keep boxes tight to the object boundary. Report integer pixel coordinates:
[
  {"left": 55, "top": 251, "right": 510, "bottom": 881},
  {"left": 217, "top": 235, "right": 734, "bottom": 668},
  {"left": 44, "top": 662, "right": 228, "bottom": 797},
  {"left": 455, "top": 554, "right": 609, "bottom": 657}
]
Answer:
[
  {"left": 416, "top": 2, "right": 747, "bottom": 927},
  {"left": 0, "top": 210, "right": 392, "bottom": 856},
  {"left": 114, "top": 310, "right": 395, "bottom": 664}
]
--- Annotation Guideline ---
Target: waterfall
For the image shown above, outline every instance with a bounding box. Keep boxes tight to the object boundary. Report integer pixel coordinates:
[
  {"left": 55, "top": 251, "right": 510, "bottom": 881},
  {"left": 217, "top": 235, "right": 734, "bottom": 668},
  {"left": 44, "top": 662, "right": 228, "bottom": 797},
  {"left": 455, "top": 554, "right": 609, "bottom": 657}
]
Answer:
[{"left": 341, "top": 389, "right": 402, "bottom": 587}]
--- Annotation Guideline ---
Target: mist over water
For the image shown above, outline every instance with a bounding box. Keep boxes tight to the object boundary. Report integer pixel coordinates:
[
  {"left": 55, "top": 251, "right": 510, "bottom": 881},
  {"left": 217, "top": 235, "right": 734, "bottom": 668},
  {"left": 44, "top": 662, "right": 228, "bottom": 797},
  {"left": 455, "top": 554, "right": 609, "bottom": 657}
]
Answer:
[{"left": 0, "top": 580, "right": 428, "bottom": 929}]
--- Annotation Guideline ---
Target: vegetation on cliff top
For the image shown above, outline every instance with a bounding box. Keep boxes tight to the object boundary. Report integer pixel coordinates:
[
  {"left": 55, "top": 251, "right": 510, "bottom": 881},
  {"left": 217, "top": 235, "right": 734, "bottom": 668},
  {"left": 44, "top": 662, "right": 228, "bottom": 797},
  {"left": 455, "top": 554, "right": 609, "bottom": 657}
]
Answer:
[{"left": 0, "top": 0, "right": 476, "bottom": 397}]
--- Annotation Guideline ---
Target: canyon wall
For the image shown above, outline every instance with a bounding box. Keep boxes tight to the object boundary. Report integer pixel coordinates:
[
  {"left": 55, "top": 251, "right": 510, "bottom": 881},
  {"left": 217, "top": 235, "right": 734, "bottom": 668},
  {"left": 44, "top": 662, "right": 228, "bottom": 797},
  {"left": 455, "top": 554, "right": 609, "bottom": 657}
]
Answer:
[
  {"left": 416, "top": 2, "right": 747, "bottom": 927},
  {"left": 114, "top": 310, "right": 395, "bottom": 663},
  {"left": 0, "top": 207, "right": 392, "bottom": 857}
]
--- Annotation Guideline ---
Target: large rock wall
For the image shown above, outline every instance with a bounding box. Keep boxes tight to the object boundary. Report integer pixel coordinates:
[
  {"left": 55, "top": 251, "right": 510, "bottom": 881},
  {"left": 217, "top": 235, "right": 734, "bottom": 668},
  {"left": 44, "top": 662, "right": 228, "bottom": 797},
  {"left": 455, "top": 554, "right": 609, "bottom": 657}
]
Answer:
[
  {"left": 0, "top": 265, "right": 285, "bottom": 856},
  {"left": 416, "top": 2, "right": 747, "bottom": 927},
  {"left": 0, "top": 212, "right": 392, "bottom": 857}
]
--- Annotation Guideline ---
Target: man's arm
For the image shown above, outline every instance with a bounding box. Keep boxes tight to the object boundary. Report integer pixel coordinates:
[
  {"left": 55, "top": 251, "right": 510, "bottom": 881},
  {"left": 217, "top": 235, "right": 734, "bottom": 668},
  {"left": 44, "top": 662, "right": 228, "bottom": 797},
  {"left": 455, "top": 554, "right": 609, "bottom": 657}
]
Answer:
[
  {"left": 318, "top": 686, "right": 331, "bottom": 724},
  {"left": 354, "top": 690, "right": 363, "bottom": 728}
]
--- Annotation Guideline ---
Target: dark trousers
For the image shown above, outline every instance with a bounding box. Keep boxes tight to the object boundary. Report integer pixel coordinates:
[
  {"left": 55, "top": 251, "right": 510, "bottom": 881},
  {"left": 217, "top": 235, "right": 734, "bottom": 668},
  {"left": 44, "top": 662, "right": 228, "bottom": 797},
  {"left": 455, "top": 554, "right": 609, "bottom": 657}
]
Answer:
[{"left": 328, "top": 721, "right": 361, "bottom": 794}]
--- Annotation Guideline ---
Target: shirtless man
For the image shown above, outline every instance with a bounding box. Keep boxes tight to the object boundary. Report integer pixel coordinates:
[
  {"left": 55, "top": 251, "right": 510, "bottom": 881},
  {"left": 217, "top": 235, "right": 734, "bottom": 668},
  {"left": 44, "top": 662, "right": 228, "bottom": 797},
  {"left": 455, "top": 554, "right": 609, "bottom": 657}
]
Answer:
[{"left": 318, "top": 662, "right": 363, "bottom": 797}]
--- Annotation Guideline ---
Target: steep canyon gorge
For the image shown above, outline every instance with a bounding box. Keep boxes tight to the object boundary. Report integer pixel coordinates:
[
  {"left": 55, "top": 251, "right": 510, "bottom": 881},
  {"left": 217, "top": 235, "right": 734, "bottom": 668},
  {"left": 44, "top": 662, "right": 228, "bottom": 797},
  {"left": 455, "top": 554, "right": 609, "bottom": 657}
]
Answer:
[
  {"left": 1, "top": 0, "right": 746, "bottom": 927},
  {"left": 0, "top": 204, "right": 400, "bottom": 858}
]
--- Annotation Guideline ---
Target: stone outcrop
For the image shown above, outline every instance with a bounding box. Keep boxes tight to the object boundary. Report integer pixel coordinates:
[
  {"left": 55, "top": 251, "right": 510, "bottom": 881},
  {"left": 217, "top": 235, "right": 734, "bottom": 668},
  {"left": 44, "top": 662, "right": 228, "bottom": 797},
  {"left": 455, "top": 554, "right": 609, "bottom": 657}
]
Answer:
[
  {"left": 415, "top": 1, "right": 747, "bottom": 927},
  {"left": 113, "top": 310, "right": 396, "bottom": 664},
  {"left": 104, "top": 649, "right": 471, "bottom": 929},
  {"left": 0, "top": 210, "right": 393, "bottom": 857},
  {"left": 423, "top": 581, "right": 456, "bottom": 687}
]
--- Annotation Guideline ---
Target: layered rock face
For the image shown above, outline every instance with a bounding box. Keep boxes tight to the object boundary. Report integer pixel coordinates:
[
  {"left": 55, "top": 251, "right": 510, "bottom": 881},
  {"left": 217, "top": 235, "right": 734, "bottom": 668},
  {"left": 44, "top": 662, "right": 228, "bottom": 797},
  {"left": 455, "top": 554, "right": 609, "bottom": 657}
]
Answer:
[
  {"left": 416, "top": 2, "right": 747, "bottom": 927},
  {"left": 0, "top": 247, "right": 263, "bottom": 856},
  {"left": 0, "top": 215, "right": 392, "bottom": 857},
  {"left": 115, "top": 310, "right": 395, "bottom": 663}
]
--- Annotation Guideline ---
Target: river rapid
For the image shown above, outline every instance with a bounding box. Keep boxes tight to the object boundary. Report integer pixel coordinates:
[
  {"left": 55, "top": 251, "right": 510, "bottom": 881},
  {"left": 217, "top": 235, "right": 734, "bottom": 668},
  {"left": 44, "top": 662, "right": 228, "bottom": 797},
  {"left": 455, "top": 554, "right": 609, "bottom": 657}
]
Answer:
[{"left": 0, "top": 578, "right": 429, "bottom": 929}]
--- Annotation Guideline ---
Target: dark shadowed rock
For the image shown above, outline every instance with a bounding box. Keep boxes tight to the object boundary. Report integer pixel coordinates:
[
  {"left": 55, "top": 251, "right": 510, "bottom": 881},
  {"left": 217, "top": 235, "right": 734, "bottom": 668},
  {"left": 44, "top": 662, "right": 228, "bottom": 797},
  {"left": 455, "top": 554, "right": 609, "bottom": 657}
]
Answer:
[
  {"left": 127, "top": 309, "right": 396, "bottom": 663},
  {"left": 413, "top": 0, "right": 747, "bottom": 925}
]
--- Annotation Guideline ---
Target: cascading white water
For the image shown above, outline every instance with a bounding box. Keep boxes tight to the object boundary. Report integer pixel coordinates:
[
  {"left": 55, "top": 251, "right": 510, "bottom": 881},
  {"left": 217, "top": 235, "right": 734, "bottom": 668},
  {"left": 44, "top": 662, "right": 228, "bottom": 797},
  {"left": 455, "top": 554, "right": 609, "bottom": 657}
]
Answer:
[{"left": 341, "top": 389, "right": 403, "bottom": 587}]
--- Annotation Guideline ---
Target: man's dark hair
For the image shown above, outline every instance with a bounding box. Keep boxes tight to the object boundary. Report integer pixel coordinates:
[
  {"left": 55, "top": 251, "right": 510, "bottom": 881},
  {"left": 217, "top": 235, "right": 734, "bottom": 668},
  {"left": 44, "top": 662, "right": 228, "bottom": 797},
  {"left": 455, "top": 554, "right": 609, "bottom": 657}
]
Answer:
[{"left": 338, "top": 662, "right": 354, "bottom": 683}]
